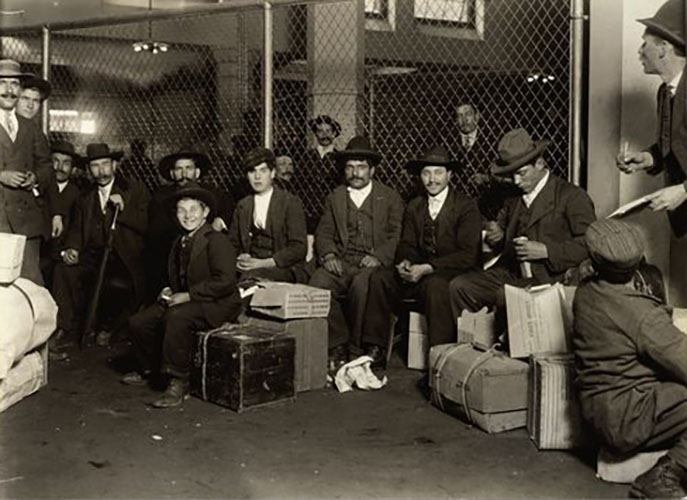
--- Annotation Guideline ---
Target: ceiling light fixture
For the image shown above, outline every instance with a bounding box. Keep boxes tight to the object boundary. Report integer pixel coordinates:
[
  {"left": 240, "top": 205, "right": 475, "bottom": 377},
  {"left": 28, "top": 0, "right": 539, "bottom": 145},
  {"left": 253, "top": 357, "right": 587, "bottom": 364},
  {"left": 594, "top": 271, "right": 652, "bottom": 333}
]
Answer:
[{"left": 132, "top": 0, "right": 169, "bottom": 54}]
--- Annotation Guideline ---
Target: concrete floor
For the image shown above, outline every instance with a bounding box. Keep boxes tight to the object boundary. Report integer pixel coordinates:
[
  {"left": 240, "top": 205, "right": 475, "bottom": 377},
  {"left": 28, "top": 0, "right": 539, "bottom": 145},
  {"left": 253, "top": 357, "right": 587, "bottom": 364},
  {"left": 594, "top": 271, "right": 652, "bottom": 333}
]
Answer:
[{"left": 1, "top": 344, "right": 628, "bottom": 499}]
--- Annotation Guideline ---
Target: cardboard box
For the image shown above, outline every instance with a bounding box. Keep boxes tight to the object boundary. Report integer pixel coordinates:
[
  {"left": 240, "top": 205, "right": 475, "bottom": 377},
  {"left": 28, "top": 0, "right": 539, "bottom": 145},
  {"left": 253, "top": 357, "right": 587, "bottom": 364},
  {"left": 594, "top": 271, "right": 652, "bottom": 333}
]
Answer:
[
  {"left": 0, "top": 233, "right": 26, "bottom": 284},
  {"left": 528, "top": 353, "right": 591, "bottom": 449},
  {"left": 239, "top": 316, "right": 327, "bottom": 392},
  {"left": 190, "top": 324, "right": 296, "bottom": 412},
  {"left": 457, "top": 307, "right": 497, "bottom": 350},
  {"left": 250, "top": 282, "right": 330, "bottom": 320},
  {"left": 597, "top": 448, "right": 668, "bottom": 484},
  {"left": 408, "top": 312, "right": 428, "bottom": 370},
  {"left": 505, "top": 284, "right": 575, "bottom": 358},
  {"left": 429, "top": 343, "right": 529, "bottom": 433}
]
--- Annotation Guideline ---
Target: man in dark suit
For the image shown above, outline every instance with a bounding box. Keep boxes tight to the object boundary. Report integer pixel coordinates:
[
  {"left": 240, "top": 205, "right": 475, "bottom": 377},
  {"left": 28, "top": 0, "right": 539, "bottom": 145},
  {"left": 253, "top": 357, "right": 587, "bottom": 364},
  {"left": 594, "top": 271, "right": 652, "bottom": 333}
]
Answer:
[
  {"left": 229, "top": 147, "right": 307, "bottom": 282},
  {"left": 126, "top": 185, "right": 241, "bottom": 408},
  {"left": 0, "top": 59, "right": 55, "bottom": 285},
  {"left": 361, "top": 145, "right": 482, "bottom": 355},
  {"left": 309, "top": 136, "right": 404, "bottom": 363},
  {"left": 144, "top": 150, "right": 234, "bottom": 304},
  {"left": 51, "top": 143, "right": 150, "bottom": 349},
  {"left": 449, "top": 128, "right": 596, "bottom": 330},
  {"left": 618, "top": 0, "right": 687, "bottom": 237}
]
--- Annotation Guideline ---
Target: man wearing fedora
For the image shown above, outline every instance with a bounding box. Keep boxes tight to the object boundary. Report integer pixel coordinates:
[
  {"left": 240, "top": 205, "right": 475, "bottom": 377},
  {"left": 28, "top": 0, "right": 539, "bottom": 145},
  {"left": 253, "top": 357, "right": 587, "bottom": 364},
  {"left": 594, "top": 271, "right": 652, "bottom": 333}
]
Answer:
[
  {"left": 361, "top": 145, "right": 482, "bottom": 353},
  {"left": 449, "top": 128, "right": 595, "bottom": 334},
  {"left": 0, "top": 59, "right": 54, "bottom": 285},
  {"left": 145, "top": 149, "right": 234, "bottom": 303},
  {"left": 298, "top": 114, "right": 342, "bottom": 233},
  {"left": 16, "top": 75, "right": 51, "bottom": 121},
  {"left": 228, "top": 146, "right": 308, "bottom": 283},
  {"left": 617, "top": 0, "right": 687, "bottom": 238},
  {"left": 126, "top": 184, "right": 241, "bottom": 408},
  {"left": 51, "top": 143, "right": 150, "bottom": 347},
  {"left": 308, "top": 136, "right": 404, "bottom": 364}
]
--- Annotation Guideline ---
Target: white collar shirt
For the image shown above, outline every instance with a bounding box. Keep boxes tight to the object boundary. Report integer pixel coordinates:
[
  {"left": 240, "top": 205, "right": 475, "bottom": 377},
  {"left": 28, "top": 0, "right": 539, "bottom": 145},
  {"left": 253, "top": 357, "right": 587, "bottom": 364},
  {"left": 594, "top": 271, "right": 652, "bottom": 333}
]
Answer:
[
  {"left": 428, "top": 185, "right": 449, "bottom": 220},
  {"left": 253, "top": 187, "right": 274, "bottom": 230},
  {"left": 0, "top": 109, "right": 18, "bottom": 142},
  {"left": 316, "top": 144, "right": 335, "bottom": 159},
  {"left": 668, "top": 70, "right": 683, "bottom": 97},
  {"left": 347, "top": 182, "right": 372, "bottom": 209},
  {"left": 460, "top": 129, "right": 478, "bottom": 150},
  {"left": 57, "top": 180, "right": 69, "bottom": 194},
  {"left": 98, "top": 179, "right": 115, "bottom": 213},
  {"left": 522, "top": 170, "right": 550, "bottom": 208}
]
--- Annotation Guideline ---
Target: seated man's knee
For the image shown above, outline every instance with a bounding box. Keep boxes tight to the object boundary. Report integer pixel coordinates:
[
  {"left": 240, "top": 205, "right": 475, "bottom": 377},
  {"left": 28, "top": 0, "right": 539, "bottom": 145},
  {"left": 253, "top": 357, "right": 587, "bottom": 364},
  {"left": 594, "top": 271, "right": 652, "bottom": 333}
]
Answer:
[{"left": 309, "top": 268, "right": 334, "bottom": 289}]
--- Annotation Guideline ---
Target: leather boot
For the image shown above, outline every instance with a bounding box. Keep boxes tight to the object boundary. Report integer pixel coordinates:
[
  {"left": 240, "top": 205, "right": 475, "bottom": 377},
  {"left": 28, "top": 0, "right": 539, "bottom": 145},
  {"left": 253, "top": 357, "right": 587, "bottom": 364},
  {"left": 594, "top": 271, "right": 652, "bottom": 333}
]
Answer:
[
  {"left": 151, "top": 378, "right": 189, "bottom": 408},
  {"left": 629, "top": 455, "right": 687, "bottom": 498}
]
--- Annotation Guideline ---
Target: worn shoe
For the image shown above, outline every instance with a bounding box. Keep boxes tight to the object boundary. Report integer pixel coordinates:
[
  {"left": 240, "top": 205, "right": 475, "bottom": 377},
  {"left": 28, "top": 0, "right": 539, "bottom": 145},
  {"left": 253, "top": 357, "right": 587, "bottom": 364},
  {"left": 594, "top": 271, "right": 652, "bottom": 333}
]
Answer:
[
  {"left": 96, "top": 330, "right": 112, "bottom": 347},
  {"left": 364, "top": 343, "right": 386, "bottom": 369},
  {"left": 629, "top": 455, "right": 687, "bottom": 498},
  {"left": 120, "top": 371, "right": 148, "bottom": 386},
  {"left": 151, "top": 378, "right": 189, "bottom": 408},
  {"left": 328, "top": 344, "right": 349, "bottom": 374}
]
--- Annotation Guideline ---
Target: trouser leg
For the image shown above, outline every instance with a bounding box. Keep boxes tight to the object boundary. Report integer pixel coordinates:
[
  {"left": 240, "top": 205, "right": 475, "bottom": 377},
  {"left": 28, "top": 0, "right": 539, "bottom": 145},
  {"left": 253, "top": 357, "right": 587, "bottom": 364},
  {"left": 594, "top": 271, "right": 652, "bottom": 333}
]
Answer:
[
  {"left": 20, "top": 237, "right": 44, "bottom": 286},
  {"left": 52, "top": 262, "right": 85, "bottom": 337},
  {"left": 162, "top": 302, "right": 210, "bottom": 379},
  {"left": 347, "top": 267, "right": 375, "bottom": 349},
  {"left": 643, "top": 382, "right": 687, "bottom": 469},
  {"left": 415, "top": 273, "right": 455, "bottom": 347},
  {"left": 127, "top": 303, "right": 167, "bottom": 373},
  {"left": 309, "top": 267, "right": 352, "bottom": 349},
  {"left": 361, "top": 268, "right": 404, "bottom": 348}
]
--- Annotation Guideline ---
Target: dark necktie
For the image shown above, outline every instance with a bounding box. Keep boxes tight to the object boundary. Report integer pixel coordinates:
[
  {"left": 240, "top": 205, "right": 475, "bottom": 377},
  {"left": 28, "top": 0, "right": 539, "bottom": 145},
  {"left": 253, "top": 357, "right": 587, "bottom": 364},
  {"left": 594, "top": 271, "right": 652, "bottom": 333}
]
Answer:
[{"left": 660, "top": 84, "right": 673, "bottom": 158}]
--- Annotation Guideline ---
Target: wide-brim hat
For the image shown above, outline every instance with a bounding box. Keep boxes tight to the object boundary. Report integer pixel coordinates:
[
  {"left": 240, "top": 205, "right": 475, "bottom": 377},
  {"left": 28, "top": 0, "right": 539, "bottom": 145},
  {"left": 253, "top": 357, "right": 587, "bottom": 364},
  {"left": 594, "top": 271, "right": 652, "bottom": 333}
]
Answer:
[
  {"left": 165, "top": 183, "right": 217, "bottom": 214},
  {"left": 332, "top": 136, "right": 382, "bottom": 166},
  {"left": 308, "top": 114, "right": 342, "bottom": 137},
  {"left": 22, "top": 75, "right": 52, "bottom": 99},
  {"left": 158, "top": 150, "right": 210, "bottom": 180},
  {"left": 405, "top": 145, "right": 460, "bottom": 175},
  {"left": 0, "top": 59, "right": 33, "bottom": 79},
  {"left": 85, "top": 143, "right": 123, "bottom": 163},
  {"left": 490, "top": 128, "right": 549, "bottom": 176},
  {"left": 638, "top": 0, "right": 685, "bottom": 50},
  {"left": 51, "top": 140, "right": 83, "bottom": 166},
  {"left": 242, "top": 147, "right": 276, "bottom": 172}
]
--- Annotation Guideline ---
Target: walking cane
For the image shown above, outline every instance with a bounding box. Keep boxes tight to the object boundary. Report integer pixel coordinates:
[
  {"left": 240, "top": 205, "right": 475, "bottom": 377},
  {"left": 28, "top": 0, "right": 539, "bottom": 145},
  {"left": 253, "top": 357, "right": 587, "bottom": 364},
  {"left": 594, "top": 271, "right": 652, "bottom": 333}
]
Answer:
[{"left": 80, "top": 204, "right": 121, "bottom": 349}]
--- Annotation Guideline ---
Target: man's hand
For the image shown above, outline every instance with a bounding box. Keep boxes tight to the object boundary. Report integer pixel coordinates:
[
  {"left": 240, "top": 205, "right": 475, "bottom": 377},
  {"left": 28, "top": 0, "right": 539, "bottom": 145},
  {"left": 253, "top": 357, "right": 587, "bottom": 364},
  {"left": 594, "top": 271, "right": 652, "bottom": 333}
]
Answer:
[
  {"left": 472, "top": 173, "right": 491, "bottom": 186},
  {"left": 322, "top": 254, "right": 343, "bottom": 277},
  {"left": 109, "top": 193, "right": 125, "bottom": 211},
  {"left": 360, "top": 254, "right": 381, "bottom": 268},
  {"left": 0, "top": 170, "right": 27, "bottom": 188},
  {"left": 484, "top": 221, "right": 504, "bottom": 246},
  {"left": 51, "top": 215, "right": 64, "bottom": 238},
  {"left": 647, "top": 185, "right": 687, "bottom": 212},
  {"left": 20, "top": 171, "right": 37, "bottom": 190},
  {"left": 62, "top": 248, "right": 79, "bottom": 265},
  {"left": 211, "top": 217, "right": 227, "bottom": 232},
  {"left": 398, "top": 263, "right": 433, "bottom": 283},
  {"left": 395, "top": 259, "right": 412, "bottom": 275},
  {"left": 514, "top": 239, "right": 548, "bottom": 261},
  {"left": 167, "top": 292, "right": 191, "bottom": 307},
  {"left": 157, "top": 286, "right": 173, "bottom": 305},
  {"left": 236, "top": 254, "right": 275, "bottom": 271},
  {"left": 616, "top": 151, "right": 653, "bottom": 174}
]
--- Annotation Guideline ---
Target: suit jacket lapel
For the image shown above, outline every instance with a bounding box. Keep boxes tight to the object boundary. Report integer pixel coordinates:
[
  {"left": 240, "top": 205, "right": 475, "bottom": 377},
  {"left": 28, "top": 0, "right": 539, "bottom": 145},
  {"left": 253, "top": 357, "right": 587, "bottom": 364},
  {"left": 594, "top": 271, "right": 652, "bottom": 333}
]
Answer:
[
  {"left": 190, "top": 225, "right": 210, "bottom": 265},
  {"left": 371, "top": 182, "right": 382, "bottom": 248},
  {"left": 242, "top": 196, "right": 255, "bottom": 252},
  {"left": 333, "top": 187, "right": 348, "bottom": 245},
  {"left": 524, "top": 175, "right": 555, "bottom": 232},
  {"left": 265, "top": 188, "right": 284, "bottom": 235}
]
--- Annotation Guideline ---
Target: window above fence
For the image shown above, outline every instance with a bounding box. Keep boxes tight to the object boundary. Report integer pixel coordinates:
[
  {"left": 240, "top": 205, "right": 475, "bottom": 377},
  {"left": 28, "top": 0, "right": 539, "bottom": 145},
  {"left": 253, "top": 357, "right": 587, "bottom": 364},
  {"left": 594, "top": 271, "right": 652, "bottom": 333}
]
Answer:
[{"left": 414, "top": 0, "right": 484, "bottom": 39}]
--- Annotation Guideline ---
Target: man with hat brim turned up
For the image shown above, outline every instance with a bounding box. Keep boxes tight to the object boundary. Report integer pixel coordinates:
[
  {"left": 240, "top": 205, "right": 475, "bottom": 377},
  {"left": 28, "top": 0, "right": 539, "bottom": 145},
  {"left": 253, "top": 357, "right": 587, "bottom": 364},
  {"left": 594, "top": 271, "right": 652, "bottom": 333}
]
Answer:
[
  {"left": 573, "top": 219, "right": 687, "bottom": 498},
  {"left": 51, "top": 143, "right": 150, "bottom": 351},
  {"left": 144, "top": 149, "right": 234, "bottom": 304},
  {"left": 126, "top": 184, "right": 241, "bottom": 408},
  {"left": 361, "top": 145, "right": 482, "bottom": 356},
  {"left": 0, "top": 59, "right": 55, "bottom": 285},
  {"left": 228, "top": 146, "right": 308, "bottom": 283},
  {"left": 449, "top": 128, "right": 596, "bottom": 338},
  {"left": 16, "top": 75, "right": 51, "bottom": 122},
  {"left": 617, "top": 0, "right": 687, "bottom": 238},
  {"left": 298, "top": 114, "right": 343, "bottom": 233},
  {"left": 308, "top": 136, "right": 404, "bottom": 367}
]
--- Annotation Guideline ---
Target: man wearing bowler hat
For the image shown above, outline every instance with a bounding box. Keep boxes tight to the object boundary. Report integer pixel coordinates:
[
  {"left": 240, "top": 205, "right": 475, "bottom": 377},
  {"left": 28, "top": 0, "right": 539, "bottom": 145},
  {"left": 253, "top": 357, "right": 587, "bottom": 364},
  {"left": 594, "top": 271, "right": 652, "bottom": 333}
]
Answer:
[
  {"left": 16, "top": 75, "right": 51, "bottom": 121},
  {"left": 51, "top": 143, "right": 150, "bottom": 349},
  {"left": 0, "top": 59, "right": 55, "bottom": 285},
  {"left": 126, "top": 184, "right": 241, "bottom": 408},
  {"left": 144, "top": 149, "right": 234, "bottom": 303},
  {"left": 449, "top": 128, "right": 595, "bottom": 336},
  {"left": 618, "top": 0, "right": 687, "bottom": 237},
  {"left": 361, "top": 145, "right": 482, "bottom": 358},
  {"left": 309, "top": 136, "right": 404, "bottom": 366}
]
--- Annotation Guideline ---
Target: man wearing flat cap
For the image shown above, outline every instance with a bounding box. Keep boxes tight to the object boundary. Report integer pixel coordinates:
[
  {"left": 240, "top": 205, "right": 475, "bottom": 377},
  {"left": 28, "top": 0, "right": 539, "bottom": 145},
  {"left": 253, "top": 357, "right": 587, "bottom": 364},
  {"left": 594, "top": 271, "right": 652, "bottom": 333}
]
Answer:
[
  {"left": 127, "top": 184, "right": 241, "bottom": 408},
  {"left": 144, "top": 149, "right": 234, "bottom": 303},
  {"left": 361, "top": 145, "right": 482, "bottom": 357},
  {"left": 298, "top": 114, "right": 342, "bottom": 232},
  {"left": 0, "top": 59, "right": 55, "bottom": 285},
  {"left": 51, "top": 143, "right": 150, "bottom": 349},
  {"left": 16, "top": 75, "right": 51, "bottom": 121},
  {"left": 308, "top": 136, "right": 404, "bottom": 365},
  {"left": 228, "top": 146, "right": 307, "bottom": 282},
  {"left": 449, "top": 128, "right": 596, "bottom": 336},
  {"left": 618, "top": 0, "right": 687, "bottom": 237},
  {"left": 573, "top": 219, "right": 687, "bottom": 498}
]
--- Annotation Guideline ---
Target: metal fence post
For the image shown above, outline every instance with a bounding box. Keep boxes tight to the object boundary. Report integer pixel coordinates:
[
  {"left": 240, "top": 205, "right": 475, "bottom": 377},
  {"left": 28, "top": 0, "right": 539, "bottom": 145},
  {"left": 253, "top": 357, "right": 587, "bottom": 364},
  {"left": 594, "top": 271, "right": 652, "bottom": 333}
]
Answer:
[
  {"left": 263, "top": 1, "right": 274, "bottom": 149},
  {"left": 41, "top": 25, "right": 50, "bottom": 136},
  {"left": 569, "top": 0, "right": 584, "bottom": 186}
]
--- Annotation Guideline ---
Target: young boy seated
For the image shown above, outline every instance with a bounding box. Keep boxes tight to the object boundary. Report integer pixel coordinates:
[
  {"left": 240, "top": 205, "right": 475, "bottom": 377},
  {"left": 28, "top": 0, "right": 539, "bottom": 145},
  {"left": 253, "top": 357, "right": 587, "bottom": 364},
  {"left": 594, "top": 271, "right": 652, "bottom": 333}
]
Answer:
[
  {"left": 125, "top": 184, "right": 241, "bottom": 408},
  {"left": 573, "top": 219, "right": 687, "bottom": 498}
]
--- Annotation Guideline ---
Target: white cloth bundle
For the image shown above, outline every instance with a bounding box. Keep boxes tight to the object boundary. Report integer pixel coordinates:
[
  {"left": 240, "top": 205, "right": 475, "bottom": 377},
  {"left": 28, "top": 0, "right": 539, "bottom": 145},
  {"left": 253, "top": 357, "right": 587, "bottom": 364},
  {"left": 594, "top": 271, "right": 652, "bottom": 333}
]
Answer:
[{"left": 334, "top": 355, "right": 387, "bottom": 393}]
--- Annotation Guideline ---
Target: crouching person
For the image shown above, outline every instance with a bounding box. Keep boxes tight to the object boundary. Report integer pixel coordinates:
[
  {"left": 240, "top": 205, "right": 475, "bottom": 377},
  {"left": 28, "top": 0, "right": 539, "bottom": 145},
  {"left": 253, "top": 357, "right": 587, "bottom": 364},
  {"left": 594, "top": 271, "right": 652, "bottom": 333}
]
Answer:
[
  {"left": 126, "top": 184, "right": 241, "bottom": 408},
  {"left": 574, "top": 219, "right": 687, "bottom": 498}
]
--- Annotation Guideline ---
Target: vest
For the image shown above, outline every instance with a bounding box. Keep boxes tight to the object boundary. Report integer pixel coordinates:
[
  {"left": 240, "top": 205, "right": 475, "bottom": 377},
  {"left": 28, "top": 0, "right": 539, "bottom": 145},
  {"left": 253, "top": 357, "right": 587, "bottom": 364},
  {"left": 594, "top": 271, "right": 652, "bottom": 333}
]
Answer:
[
  {"left": 420, "top": 209, "right": 437, "bottom": 257},
  {"left": 249, "top": 223, "right": 274, "bottom": 259},
  {"left": 343, "top": 195, "right": 374, "bottom": 263}
]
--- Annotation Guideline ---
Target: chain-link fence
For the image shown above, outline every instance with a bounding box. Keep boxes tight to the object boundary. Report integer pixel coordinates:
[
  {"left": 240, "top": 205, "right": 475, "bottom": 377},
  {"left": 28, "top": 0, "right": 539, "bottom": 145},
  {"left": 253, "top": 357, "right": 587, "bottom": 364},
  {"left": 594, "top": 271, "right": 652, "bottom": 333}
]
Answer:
[{"left": 1, "top": 0, "right": 572, "bottom": 223}]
